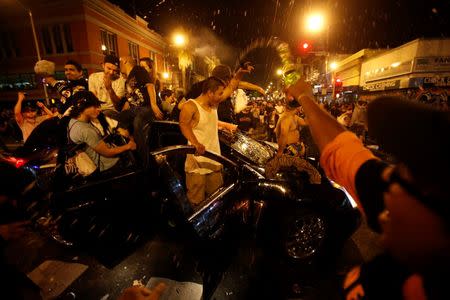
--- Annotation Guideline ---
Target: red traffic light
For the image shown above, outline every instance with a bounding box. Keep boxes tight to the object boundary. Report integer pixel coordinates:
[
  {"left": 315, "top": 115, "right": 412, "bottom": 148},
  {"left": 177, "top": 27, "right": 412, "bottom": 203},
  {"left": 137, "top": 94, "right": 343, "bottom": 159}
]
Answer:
[{"left": 298, "top": 41, "right": 313, "bottom": 55}]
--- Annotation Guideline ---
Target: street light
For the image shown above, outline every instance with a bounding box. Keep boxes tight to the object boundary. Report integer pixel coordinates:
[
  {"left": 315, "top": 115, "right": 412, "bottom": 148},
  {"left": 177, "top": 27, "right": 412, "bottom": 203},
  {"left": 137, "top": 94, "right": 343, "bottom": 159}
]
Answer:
[
  {"left": 173, "top": 33, "right": 187, "bottom": 47},
  {"left": 276, "top": 69, "right": 283, "bottom": 76},
  {"left": 171, "top": 31, "right": 191, "bottom": 90},
  {"left": 162, "top": 72, "right": 170, "bottom": 79},
  {"left": 305, "top": 13, "right": 325, "bottom": 34},
  {"left": 330, "top": 62, "right": 337, "bottom": 70}
]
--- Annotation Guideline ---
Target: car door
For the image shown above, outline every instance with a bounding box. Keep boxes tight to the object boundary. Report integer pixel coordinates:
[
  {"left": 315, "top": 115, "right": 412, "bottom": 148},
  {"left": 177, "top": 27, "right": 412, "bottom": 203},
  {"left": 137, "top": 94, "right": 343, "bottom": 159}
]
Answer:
[{"left": 150, "top": 146, "right": 240, "bottom": 240}]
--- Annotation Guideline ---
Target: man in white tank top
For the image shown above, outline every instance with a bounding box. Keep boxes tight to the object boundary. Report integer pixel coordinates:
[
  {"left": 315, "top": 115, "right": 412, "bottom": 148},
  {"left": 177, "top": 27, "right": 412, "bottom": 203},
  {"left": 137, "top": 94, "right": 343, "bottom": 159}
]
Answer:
[{"left": 179, "top": 77, "right": 228, "bottom": 206}]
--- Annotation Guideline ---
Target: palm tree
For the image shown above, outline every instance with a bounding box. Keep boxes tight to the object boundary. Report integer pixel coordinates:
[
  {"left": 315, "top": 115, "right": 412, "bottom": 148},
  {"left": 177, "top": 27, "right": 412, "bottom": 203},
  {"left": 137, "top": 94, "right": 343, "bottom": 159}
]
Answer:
[{"left": 178, "top": 50, "right": 193, "bottom": 90}]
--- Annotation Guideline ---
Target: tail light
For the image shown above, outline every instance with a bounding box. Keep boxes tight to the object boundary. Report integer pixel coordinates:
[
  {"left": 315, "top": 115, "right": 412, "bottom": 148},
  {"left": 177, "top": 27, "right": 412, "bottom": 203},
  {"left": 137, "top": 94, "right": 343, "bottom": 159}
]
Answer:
[{"left": 3, "top": 157, "right": 28, "bottom": 168}]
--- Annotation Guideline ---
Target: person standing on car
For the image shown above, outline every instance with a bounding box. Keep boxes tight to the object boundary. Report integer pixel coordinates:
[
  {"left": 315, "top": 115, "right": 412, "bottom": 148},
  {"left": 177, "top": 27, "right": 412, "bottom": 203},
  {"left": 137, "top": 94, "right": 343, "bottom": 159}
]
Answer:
[
  {"left": 179, "top": 68, "right": 249, "bottom": 207},
  {"left": 286, "top": 79, "right": 450, "bottom": 300},
  {"left": 179, "top": 77, "right": 226, "bottom": 207},
  {"left": 275, "top": 99, "right": 307, "bottom": 157},
  {"left": 14, "top": 92, "right": 53, "bottom": 142},
  {"left": 68, "top": 91, "right": 136, "bottom": 172}
]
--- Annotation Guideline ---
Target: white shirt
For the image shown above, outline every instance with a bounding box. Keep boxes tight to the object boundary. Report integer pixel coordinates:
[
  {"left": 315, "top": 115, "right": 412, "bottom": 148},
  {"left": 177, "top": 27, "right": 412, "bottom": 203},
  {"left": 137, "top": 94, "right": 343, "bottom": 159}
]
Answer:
[{"left": 88, "top": 72, "right": 126, "bottom": 111}]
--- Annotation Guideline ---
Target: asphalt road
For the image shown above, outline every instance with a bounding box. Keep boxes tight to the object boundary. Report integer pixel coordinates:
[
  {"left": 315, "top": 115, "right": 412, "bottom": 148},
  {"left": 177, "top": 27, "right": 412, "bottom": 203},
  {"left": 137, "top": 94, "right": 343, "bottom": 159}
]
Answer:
[{"left": 4, "top": 218, "right": 381, "bottom": 300}]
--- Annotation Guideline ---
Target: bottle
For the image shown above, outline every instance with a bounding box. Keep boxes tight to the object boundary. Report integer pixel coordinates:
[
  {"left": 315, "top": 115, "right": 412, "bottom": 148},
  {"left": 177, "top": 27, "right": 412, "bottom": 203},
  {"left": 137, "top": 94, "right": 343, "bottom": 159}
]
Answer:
[{"left": 283, "top": 69, "right": 301, "bottom": 86}]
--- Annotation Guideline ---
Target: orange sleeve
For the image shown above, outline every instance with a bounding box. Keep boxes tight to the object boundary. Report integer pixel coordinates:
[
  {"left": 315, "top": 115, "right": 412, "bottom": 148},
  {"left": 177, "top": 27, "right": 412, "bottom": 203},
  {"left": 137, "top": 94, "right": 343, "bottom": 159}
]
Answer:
[{"left": 320, "top": 131, "right": 376, "bottom": 207}]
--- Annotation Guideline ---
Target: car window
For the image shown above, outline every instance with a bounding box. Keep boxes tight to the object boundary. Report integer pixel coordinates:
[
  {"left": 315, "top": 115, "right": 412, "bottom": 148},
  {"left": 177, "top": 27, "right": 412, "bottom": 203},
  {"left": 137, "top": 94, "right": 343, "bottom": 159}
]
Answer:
[{"left": 220, "top": 131, "right": 274, "bottom": 166}]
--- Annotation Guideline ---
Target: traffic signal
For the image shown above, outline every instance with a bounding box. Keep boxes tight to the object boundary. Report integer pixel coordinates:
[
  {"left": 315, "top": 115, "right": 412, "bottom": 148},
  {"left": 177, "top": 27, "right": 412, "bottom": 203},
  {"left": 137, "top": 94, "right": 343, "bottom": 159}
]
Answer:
[
  {"left": 298, "top": 40, "right": 313, "bottom": 56},
  {"left": 333, "top": 78, "right": 343, "bottom": 98}
]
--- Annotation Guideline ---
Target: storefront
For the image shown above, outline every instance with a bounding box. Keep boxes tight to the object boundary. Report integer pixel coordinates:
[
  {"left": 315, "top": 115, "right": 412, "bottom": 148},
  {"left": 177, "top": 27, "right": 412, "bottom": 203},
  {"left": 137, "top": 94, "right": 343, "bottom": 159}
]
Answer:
[{"left": 358, "top": 39, "right": 450, "bottom": 108}]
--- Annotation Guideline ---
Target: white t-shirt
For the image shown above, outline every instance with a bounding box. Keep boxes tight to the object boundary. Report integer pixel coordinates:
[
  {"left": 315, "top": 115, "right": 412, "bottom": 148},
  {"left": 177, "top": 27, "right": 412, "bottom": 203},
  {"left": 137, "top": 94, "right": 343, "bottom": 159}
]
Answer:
[{"left": 88, "top": 72, "right": 126, "bottom": 111}]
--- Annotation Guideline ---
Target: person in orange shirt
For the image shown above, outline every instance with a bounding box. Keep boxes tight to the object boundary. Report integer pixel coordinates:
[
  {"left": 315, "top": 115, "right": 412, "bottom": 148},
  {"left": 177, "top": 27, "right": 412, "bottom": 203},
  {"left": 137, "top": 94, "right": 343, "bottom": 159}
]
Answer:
[{"left": 286, "top": 79, "right": 450, "bottom": 300}]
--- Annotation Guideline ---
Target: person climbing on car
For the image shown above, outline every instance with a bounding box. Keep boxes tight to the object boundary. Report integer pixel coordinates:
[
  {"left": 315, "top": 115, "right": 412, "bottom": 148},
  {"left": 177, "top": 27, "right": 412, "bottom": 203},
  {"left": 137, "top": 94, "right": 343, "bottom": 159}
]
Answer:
[
  {"left": 286, "top": 79, "right": 450, "bottom": 300},
  {"left": 179, "top": 64, "right": 252, "bottom": 207}
]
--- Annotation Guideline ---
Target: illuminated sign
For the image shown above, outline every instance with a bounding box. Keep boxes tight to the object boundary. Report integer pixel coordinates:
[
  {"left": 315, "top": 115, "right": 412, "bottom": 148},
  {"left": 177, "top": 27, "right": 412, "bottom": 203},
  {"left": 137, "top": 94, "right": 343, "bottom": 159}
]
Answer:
[
  {"left": 409, "top": 76, "right": 450, "bottom": 87},
  {"left": 414, "top": 56, "right": 450, "bottom": 72},
  {"left": 363, "top": 80, "right": 400, "bottom": 91}
]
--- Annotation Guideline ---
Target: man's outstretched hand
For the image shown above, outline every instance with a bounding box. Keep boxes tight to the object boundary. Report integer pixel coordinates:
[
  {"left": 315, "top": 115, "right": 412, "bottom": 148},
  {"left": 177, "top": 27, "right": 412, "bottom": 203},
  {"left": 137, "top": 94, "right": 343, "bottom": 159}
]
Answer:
[
  {"left": 286, "top": 79, "right": 314, "bottom": 101},
  {"left": 235, "top": 62, "right": 254, "bottom": 79}
]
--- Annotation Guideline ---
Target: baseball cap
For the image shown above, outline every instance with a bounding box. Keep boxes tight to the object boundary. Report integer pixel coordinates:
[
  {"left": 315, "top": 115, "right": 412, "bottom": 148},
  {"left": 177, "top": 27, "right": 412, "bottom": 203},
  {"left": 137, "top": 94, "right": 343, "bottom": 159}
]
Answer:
[
  {"left": 104, "top": 55, "right": 120, "bottom": 68},
  {"left": 71, "top": 91, "right": 104, "bottom": 110},
  {"left": 22, "top": 101, "right": 37, "bottom": 112},
  {"left": 212, "top": 65, "right": 232, "bottom": 82}
]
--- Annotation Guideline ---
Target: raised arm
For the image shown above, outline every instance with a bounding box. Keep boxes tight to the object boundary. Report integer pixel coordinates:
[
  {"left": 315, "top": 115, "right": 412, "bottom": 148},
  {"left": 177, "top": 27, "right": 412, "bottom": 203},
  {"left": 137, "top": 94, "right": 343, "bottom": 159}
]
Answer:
[
  {"left": 287, "top": 79, "right": 376, "bottom": 207},
  {"left": 36, "top": 101, "right": 54, "bottom": 118},
  {"left": 238, "top": 81, "right": 265, "bottom": 95},
  {"left": 287, "top": 80, "right": 345, "bottom": 152},
  {"left": 219, "top": 64, "right": 254, "bottom": 102}
]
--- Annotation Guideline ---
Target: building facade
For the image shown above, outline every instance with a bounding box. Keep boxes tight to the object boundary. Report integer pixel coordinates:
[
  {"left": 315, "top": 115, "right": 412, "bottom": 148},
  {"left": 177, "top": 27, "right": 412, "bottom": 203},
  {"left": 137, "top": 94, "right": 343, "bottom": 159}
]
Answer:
[
  {"left": 0, "top": 0, "right": 168, "bottom": 102},
  {"left": 331, "top": 38, "right": 450, "bottom": 107}
]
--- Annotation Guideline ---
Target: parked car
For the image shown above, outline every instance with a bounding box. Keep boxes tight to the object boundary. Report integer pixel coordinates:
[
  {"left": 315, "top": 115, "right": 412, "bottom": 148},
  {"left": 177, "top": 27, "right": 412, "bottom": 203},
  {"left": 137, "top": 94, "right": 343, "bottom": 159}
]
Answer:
[{"left": 1, "top": 117, "right": 361, "bottom": 262}]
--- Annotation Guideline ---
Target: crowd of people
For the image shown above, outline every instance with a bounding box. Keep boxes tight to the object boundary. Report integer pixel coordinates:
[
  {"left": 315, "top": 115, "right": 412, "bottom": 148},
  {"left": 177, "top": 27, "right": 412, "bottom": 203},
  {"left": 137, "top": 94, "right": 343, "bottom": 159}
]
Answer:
[{"left": 0, "top": 53, "right": 449, "bottom": 300}]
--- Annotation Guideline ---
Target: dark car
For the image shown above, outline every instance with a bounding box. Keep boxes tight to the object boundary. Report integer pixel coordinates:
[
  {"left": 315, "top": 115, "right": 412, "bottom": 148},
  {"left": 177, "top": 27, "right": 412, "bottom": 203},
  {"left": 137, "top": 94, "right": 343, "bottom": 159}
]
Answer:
[{"left": 1, "top": 117, "right": 360, "bottom": 262}]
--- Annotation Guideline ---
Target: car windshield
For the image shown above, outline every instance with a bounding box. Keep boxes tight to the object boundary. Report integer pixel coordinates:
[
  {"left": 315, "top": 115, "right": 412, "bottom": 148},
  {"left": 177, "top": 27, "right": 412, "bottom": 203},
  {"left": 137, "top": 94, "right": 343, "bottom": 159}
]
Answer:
[{"left": 220, "top": 131, "right": 274, "bottom": 166}]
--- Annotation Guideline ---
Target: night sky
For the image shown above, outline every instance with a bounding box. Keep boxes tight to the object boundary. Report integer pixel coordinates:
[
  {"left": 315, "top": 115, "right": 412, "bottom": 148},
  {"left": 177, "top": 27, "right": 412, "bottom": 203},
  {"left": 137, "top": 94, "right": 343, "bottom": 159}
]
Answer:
[{"left": 109, "top": 0, "right": 450, "bottom": 85}]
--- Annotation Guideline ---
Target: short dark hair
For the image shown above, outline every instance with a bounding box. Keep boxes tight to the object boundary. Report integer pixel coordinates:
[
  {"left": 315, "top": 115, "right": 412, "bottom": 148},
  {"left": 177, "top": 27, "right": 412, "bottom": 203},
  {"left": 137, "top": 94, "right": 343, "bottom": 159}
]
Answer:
[
  {"left": 211, "top": 65, "right": 232, "bottom": 82},
  {"left": 201, "top": 77, "right": 226, "bottom": 95},
  {"left": 139, "top": 57, "right": 156, "bottom": 83},
  {"left": 65, "top": 59, "right": 83, "bottom": 72},
  {"left": 139, "top": 57, "right": 154, "bottom": 68},
  {"left": 160, "top": 89, "right": 173, "bottom": 100}
]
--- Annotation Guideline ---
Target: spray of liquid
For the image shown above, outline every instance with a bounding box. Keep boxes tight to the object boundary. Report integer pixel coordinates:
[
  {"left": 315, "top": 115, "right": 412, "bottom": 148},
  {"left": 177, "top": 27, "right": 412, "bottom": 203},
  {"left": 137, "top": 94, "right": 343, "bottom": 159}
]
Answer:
[{"left": 235, "top": 37, "right": 301, "bottom": 86}]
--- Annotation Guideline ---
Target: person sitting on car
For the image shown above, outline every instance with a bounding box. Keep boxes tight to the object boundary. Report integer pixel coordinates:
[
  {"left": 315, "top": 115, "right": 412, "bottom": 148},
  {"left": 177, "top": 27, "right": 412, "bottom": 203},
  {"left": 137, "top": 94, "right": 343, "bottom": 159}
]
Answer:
[
  {"left": 68, "top": 91, "right": 136, "bottom": 173},
  {"left": 287, "top": 79, "right": 450, "bottom": 300}
]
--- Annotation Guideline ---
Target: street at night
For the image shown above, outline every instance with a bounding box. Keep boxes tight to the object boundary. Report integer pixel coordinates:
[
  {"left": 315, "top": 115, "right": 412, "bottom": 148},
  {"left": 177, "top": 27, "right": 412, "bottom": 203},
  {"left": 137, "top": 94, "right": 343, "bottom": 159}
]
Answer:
[{"left": 0, "top": 1, "right": 449, "bottom": 299}]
